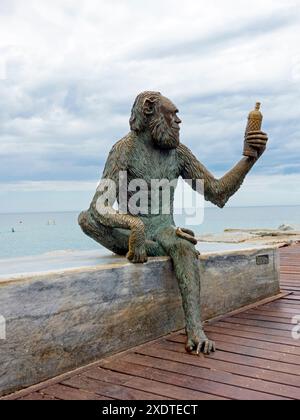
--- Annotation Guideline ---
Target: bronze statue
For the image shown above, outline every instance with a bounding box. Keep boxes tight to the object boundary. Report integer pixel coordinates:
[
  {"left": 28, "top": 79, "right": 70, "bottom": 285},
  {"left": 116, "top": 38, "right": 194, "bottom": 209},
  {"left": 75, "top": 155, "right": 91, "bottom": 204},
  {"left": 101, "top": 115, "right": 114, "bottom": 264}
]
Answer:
[{"left": 79, "top": 92, "right": 268, "bottom": 355}]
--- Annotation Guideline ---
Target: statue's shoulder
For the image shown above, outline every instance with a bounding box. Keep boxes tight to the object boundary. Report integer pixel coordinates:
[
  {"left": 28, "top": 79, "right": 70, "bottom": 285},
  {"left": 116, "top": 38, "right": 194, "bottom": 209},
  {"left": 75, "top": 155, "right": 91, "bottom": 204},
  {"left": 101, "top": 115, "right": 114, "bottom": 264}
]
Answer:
[
  {"left": 104, "top": 133, "right": 134, "bottom": 175},
  {"left": 109, "top": 133, "right": 135, "bottom": 157},
  {"left": 176, "top": 143, "right": 193, "bottom": 163}
]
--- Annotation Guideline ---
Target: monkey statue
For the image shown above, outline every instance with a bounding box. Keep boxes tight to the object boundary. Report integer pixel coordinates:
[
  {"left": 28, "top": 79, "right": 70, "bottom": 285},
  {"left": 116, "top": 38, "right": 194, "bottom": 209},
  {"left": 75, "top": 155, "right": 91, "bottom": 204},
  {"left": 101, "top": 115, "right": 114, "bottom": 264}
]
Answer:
[{"left": 79, "top": 92, "right": 268, "bottom": 355}]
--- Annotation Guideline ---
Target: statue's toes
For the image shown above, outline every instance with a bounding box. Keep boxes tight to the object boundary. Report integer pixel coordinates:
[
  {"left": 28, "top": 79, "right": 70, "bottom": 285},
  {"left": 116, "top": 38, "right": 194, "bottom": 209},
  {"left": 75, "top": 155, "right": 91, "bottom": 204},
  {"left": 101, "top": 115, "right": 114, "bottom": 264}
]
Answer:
[
  {"left": 197, "top": 340, "right": 216, "bottom": 355},
  {"left": 185, "top": 337, "right": 216, "bottom": 356},
  {"left": 176, "top": 228, "right": 198, "bottom": 245},
  {"left": 180, "top": 228, "right": 196, "bottom": 237},
  {"left": 133, "top": 255, "right": 148, "bottom": 264},
  {"left": 185, "top": 337, "right": 198, "bottom": 354}
]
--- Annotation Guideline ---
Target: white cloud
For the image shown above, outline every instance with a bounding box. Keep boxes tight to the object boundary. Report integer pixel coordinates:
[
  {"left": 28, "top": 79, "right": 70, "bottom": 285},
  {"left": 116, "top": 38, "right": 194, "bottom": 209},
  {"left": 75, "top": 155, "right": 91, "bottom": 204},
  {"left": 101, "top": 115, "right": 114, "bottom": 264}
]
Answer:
[
  {"left": 0, "top": 0, "right": 300, "bottom": 210},
  {"left": 0, "top": 180, "right": 98, "bottom": 192},
  {"left": 219, "top": 173, "right": 300, "bottom": 207},
  {"left": 1, "top": 172, "right": 299, "bottom": 213}
]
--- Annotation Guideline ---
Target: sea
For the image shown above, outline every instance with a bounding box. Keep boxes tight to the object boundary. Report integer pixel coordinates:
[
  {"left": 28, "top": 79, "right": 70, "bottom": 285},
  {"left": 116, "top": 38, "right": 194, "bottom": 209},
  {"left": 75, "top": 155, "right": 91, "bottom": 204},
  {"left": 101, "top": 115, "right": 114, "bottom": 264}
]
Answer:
[{"left": 0, "top": 206, "right": 299, "bottom": 259}]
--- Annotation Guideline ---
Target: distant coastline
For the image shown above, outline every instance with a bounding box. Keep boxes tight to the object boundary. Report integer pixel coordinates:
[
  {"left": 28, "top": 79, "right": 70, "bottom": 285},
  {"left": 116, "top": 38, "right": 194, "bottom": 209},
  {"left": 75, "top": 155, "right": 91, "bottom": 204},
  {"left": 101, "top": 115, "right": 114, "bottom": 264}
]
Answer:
[
  {"left": 0, "top": 205, "right": 299, "bottom": 259},
  {"left": 1, "top": 204, "right": 300, "bottom": 215}
]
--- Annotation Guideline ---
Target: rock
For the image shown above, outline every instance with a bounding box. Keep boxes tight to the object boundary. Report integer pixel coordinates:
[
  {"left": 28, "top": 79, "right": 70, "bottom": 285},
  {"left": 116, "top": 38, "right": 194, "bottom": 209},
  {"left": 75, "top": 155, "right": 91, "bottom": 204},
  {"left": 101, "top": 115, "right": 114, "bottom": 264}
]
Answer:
[
  {"left": 278, "top": 224, "right": 296, "bottom": 231},
  {"left": 199, "top": 232, "right": 256, "bottom": 244}
]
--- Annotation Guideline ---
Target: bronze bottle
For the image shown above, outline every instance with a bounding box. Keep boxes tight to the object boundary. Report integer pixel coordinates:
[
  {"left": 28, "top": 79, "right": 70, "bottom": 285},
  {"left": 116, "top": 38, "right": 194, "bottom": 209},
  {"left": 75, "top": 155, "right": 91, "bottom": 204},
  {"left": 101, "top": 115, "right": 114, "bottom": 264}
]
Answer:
[{"left": 243, "top": 102, "right": 263, "bottom": 158}]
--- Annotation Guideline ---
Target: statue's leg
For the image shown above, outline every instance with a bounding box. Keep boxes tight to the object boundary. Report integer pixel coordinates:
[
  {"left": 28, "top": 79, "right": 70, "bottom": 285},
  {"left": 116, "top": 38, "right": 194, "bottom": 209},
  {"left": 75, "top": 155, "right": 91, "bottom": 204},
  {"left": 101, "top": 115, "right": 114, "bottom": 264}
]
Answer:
[
  {"left": 79, "top": 210, "right": 164, "bottom": 257},
  {"left": 157, "top": 227, "right": 216, "bottom": 355}
]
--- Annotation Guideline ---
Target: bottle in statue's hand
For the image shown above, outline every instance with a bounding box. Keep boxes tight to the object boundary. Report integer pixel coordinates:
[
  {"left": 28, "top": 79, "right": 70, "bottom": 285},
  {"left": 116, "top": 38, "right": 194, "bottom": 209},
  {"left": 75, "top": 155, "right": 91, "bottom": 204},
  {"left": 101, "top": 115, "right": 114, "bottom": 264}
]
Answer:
[{"left": 243, "top": 102, "right": 263, "bottom": 159}]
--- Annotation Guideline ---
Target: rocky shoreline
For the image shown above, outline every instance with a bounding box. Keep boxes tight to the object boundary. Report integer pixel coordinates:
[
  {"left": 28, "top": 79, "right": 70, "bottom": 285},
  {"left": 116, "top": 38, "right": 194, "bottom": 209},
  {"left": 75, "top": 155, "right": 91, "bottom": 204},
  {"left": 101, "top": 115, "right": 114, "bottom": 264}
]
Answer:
[{"left": 198, "top": 224, "right": 300, "bottom": 248}]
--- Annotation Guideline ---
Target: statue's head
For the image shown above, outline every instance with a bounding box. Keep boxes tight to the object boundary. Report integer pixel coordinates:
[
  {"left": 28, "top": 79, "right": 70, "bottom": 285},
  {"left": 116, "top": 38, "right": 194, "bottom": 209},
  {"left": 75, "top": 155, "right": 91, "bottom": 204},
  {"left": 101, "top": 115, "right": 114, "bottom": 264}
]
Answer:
[{"left": 130, "top": 91, "right": 182, "bottom": 150}]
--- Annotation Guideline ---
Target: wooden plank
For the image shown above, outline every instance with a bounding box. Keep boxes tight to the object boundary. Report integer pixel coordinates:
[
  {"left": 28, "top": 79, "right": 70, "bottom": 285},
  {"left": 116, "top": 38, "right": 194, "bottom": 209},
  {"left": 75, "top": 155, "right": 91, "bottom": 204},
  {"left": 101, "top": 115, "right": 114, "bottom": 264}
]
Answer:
[
  {"left": 280, "top": 283, "right": 300, "bottom": 288},
  {"left": 83, "top": 365, "right": 145, "bottom": 386},
  {"left": 280, "top": 280, "right": 300, "bottom": 285},
  {"left": 280, "top": 256, "right": 300, "bottom": 259},
  {"left": 281, "top": 287, "right": 300, "bottom": 293},
  {"left": 212, "top": 320, "right": 299, "bottom": 341},
  {"left": 266, "top": 300, "right": 300, "bottom": 308},
  {"left": 280, "top": 275, "right": 300, "bottom": 281},
  {"left": 278, "top": 293, "right": 300, "bottom": 299},
  {"left": 234, "top": 312, "right": 295, "bottom": 325},
  {"left": 282, "top": 295, "right": 300, "bottom": 301},
  {"left": 84, "top": 366, "right": 224, "bottom": 400},
  {"left": 281, "top": 287, "right": 300, "bottom": 291},
  {"left": 121, "top": 375, "right": 226, "bottom": 400},
  {"left": 265, "top": 299, "right": 300, "bottom": 306},
  {"left": 20, "top": 392, "right": 58, "bottom": 400},
  {"left": 280, "top": 261, "right": 300, "bottom": 265},
  {"left": 280, "top": 254, "right": 300, "bottom": 257},
  {"left": 168, "top": 335, "right": 300, "bottom": 366},
  {"left": 158, "top": 340, "right": 300, "bottom": 376},
  {"left": 281, "top": 263, "right": 300, "bottom": 266},
  {"left": 281, "top": 281, "right": 300, "bottom": 286},
  {"left": 98, "top": 360, "right": 287, "bottom": 400},
  {"left": 42, "top": 384, "right": 112, "bottom": 400},
  {"left": 136, "top": 344, "right": 300, "bottom": 388},
  {"left": 62, "top": 376, "right": 168, "bottom": 400},
  {"left": 205, "top": 293, "right": 289, "bottom": 325},
  {"left": 281, "top": 283, "right": 300, "bottom": 287},
  {"left": 204, "top": 325, "right": 300, "bottom": 354},
  {"left": 280, "top": 274, "right": 300, "bottom": 279},
  {"left": 222, "top": 316, "right": 294, "bottom": 331},
  {"left": 281, "top": 279, "right": 300, "bottom": 283},
  {"left": 276, "top": 292, "right": 300, "bottom": 306},
  {"left": 122, "top": 353, "right": 299, "bottom": 400},
  {"left": 281, "top": 285, "right": 300, "bottom": 291},
  {"left": 263, "top": 301, "right": 300, "bottom": 313},
  {"left": 247, "top": 308, "right": 300, "bottom": 318},
  {"left": 259, "top": 304, "right": 300, "bottom": 314}
]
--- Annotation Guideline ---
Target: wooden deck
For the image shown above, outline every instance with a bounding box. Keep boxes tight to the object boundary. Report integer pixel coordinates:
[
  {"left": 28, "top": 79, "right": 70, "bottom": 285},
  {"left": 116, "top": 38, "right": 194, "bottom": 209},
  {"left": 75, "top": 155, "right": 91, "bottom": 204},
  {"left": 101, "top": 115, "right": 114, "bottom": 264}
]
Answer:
[{"left": 4, "top": 244, "right": 300, "bottom": 400}]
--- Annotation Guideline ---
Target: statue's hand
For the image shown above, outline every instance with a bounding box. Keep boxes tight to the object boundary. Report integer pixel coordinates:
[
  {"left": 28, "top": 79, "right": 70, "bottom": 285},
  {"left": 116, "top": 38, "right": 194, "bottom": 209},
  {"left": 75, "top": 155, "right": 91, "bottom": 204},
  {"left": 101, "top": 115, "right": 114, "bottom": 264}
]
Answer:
[
  {"left": 126, "top": 225, "right": 148, "bottom": 264},
  {"left": 245, "top": 130, "right": 268, "bottom": 159}
]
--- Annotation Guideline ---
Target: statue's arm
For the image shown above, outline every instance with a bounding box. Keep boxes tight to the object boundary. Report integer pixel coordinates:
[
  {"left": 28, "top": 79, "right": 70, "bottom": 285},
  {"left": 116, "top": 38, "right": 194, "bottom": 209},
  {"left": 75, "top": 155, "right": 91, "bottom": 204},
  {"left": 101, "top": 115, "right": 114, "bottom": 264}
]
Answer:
[
  {"left": 178, "top": 144, "right": 256, "bottom": 208},
  {"left": 90, "top": 136, "right": 148, "bottom": 263}
]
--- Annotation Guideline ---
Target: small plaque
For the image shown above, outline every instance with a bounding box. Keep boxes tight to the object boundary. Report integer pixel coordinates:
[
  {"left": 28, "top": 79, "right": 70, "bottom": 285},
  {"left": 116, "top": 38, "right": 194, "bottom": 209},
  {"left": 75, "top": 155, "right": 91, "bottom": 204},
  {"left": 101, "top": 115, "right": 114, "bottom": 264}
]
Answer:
[{"left": 256, "top": 255, "right": 270, "bottom": 265}]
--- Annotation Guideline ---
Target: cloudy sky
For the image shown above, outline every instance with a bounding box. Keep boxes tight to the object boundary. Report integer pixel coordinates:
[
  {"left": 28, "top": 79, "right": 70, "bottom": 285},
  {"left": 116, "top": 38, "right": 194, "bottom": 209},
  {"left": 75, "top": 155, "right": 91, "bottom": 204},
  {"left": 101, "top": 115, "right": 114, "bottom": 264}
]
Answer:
[{"left": 0, "top": 0, "right": 300, "bottom": 212}]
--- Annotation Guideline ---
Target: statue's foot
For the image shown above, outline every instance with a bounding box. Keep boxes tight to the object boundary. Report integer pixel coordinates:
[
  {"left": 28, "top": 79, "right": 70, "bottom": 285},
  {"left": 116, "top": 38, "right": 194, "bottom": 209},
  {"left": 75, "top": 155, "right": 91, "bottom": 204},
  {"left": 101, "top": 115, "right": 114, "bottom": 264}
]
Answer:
[{"left": 185, "top": 331, "right": 216, "bottom": 355}]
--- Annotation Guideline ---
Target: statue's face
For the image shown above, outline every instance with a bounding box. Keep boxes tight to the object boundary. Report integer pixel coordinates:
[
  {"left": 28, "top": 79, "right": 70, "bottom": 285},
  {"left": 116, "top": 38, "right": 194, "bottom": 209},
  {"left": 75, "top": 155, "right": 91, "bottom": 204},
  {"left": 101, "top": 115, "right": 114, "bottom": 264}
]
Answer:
[
  {"left": 160, "top": 96, "right": 182, "bottom": 134},
  {"left": 150, "top": 96, "right": 182, "bottom": 150}
]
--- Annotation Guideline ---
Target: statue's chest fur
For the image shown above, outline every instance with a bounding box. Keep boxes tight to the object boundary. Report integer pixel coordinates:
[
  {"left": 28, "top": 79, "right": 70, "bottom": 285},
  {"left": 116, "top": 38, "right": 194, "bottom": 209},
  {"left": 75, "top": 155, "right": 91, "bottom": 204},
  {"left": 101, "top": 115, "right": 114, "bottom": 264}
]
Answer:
[{"left": 128, "top": 143, "right": 180, "bottom": 184}]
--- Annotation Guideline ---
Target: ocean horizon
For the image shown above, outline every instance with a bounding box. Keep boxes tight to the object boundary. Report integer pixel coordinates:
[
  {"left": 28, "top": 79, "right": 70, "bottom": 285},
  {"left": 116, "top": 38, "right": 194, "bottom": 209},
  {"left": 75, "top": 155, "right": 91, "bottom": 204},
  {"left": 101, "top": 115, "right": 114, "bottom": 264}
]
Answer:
[{"left": 0, "top": 205, "right": 299, "bottom": 259}]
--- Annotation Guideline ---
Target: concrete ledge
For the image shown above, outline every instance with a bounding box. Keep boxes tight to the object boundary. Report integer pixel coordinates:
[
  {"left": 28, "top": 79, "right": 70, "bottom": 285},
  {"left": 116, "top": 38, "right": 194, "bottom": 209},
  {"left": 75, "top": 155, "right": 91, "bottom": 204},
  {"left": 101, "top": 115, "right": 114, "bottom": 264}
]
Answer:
[{"left": 0, "top": 245, "right": 280, "bottom": 396}]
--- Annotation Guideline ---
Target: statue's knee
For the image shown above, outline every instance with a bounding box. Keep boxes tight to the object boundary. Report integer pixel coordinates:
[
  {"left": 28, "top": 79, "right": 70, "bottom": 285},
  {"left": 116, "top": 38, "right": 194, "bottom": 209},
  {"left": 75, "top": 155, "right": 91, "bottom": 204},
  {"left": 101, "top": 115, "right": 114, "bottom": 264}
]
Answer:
[
  {"left": 78, "top": 211, "right": 88, "bottom": 228},
  {"left": 78, "top": 210, "right": 97, "bottom": 234}
]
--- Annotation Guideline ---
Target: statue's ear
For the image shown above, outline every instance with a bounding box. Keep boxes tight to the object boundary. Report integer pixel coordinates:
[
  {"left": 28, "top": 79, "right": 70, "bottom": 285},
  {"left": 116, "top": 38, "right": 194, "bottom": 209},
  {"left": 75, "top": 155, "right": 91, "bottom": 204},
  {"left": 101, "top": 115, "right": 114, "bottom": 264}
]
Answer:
[{"left": 143, "top": 98, "right": 156, "bottom": 116}]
